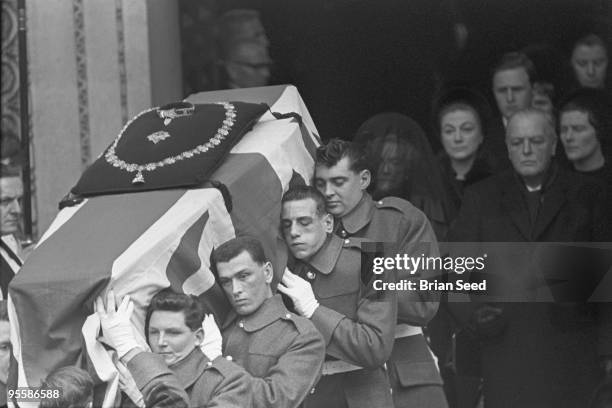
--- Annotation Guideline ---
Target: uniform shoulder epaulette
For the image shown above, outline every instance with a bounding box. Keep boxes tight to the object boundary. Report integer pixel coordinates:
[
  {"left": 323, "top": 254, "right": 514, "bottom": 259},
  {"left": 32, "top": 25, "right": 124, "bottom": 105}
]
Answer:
[
  {"left": 375, "top": 196, "right": 420, "bottom": 215},
  {"left": 339, "top": 236, "right": 368, "bottom": 251},
  {"left": 205, "top": 356, "right": 242, "bottom": 378},
  {"left": 281, "top": 311, "right": 318, "bottom": 334}
]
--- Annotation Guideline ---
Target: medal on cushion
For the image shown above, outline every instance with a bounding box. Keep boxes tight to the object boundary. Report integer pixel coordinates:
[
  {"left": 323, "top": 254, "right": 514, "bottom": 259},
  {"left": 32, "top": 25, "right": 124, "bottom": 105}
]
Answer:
[
  {"left": 104, "top": 102, "right": 236, "bottom": 185},
  {"left": 157, "top": 102, "right": 196, "bottom": 126}
]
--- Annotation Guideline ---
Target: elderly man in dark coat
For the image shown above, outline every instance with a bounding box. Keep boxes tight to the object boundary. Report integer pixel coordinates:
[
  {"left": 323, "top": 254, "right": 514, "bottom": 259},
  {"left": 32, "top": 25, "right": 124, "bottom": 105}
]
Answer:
[{"left": 449, "top": 108, "right": 612, "bottom": 407}]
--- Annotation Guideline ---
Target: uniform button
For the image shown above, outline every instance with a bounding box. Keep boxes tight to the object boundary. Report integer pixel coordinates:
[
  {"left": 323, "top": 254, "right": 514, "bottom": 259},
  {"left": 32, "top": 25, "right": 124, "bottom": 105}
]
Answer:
[
  {"left": 344, "top": 239, "right": 350, "bottom": 245},
  {"left": 310, "top": 387, "right": 316, "bottom": 394},
  {"left": 207, "top": 361, "right": 213, "bottom": 367},
  {"left": 285, "top": 313, "right": 291, "bottom": 319},
  {"left": 226, "top": 355, "right": 233, "bottom": 361},
  {"left": 340, "top": 230, "right": 347, "bottom": 238},
  {"left": 238, "top": 320, "right": 244, "bottom": 328},
  {"left": 306, "top": 271, "right": 316, "bottom": 280},
  {"left": 378, "top": 200, "right": 383, "bottom": 205}
]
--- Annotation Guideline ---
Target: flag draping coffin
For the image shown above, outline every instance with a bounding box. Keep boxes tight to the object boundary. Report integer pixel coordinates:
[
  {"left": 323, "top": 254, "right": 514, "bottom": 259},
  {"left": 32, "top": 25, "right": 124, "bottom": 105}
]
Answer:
[{"left": 8, "top": 85, "right": 320, "bottom": 402}]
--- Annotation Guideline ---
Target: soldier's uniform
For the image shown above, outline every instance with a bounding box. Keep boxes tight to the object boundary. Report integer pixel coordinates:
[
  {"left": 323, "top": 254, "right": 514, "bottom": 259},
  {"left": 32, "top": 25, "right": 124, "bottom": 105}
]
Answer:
[
  {"left": 291, "top": 234, "right": 397, "bottom": 408},
  {"left": 128, "top": 348, "right": 251, "bottom": 408},
  {"left": 221, "top": 294, "right": 326, "bottom": 408},
  {"left": 336, "top": 193, "right": 448, "bottom": 408}
]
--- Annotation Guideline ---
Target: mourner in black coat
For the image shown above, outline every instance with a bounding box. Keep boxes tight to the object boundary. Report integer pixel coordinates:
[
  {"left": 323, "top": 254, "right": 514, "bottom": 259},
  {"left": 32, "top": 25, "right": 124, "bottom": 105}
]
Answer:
[{"left": 449, "top": 109, "right": 612, "bottom": 408}]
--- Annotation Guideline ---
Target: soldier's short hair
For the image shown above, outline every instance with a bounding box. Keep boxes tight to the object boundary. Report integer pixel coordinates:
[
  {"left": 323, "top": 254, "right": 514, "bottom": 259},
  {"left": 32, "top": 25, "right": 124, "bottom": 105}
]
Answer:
[
  {"left": 282, "top": 185, "right": 328, "bottom": 216},
  {"left": 315, "top": 138, "right": 369, "bottom": 173},
  {"left": 212, "top": 236, "right": 268, "bottom": 267},
  {"left": 39, "top": 366, "right": 93, "bottom": 408},
  {"left": 492, "top": 52, "right": 537, "bottom": 83},
  {"left": 145, "top": 288, "right": 206, "bottom": 338}
]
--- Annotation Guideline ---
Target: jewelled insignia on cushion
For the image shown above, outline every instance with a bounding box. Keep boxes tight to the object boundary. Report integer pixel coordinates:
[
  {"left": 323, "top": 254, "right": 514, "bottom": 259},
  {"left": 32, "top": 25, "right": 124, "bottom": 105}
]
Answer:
[
  {"left": 104, "top": 102, "right": 236, "bottom": 185},
  {"left": 157, "top": 102, "right": 196, "bottom": 126},
  {"left": 147, "top": 131, "right": 171, "bottom": 144}
]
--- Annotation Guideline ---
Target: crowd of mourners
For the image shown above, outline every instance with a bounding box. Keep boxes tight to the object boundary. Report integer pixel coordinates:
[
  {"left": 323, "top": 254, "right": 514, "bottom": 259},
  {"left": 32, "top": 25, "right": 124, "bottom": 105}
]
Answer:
[{"left": 1, "top": 7, "right": 612, "bottom": 408}]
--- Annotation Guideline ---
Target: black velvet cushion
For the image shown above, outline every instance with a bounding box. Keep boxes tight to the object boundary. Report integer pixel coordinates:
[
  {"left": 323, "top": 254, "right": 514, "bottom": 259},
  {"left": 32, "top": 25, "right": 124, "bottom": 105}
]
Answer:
[{"left": 71, "top": 101, "right": 268, "bottom": 196}]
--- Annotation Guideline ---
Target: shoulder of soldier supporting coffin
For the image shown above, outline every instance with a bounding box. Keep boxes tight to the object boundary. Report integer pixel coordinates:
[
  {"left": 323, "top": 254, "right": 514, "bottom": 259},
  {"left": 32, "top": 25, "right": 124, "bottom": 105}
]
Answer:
[
  {"left": 339, "top": 236, "right": 368, "bottom": 251},
  {"left": 375, "top": 196, "right": 426, "bottom": 219},
  {"left": 280, "top": 310, "right": 320, "bottom": 335},
  {"left": 205, "top": 355, "right": 246, "bottom": 378}
]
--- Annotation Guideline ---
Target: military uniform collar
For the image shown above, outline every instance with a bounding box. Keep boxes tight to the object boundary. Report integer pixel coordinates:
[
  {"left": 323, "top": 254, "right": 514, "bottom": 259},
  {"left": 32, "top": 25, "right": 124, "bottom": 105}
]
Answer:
[
  {"left": 304, "top": 234, "right": 343, "bottom": 275},
  {"left": 339, "top": 193, "right": 376, "bottom": 234},
  {"left": 169, "top": 348, "right": 211, "bottom": 389},
  {"left": 224, "top": 294, "right": 290, "bottom": 332}
]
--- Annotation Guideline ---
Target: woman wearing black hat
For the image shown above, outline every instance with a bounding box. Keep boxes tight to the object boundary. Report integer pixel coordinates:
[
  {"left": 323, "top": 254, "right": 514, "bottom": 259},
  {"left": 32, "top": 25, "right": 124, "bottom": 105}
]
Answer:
[
  {"left": 434, "top": 86, "right": 495, "bottom": 220},
  {"left": 430, "top": 87, "right": 497, "bottom": 408}
]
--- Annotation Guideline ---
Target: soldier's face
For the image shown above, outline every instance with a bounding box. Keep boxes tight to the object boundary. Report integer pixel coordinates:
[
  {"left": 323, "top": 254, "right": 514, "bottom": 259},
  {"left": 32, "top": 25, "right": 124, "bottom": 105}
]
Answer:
[
  {"left": 314, "top": 157, "right": 371, "bottom": 217},
  {"left": 148, "top": 310, "right": 203, "bottom": 366},
  {"left": 0, "top": 177, "right": 23, "bottom": 235},
  {"left": 217, "top": 251, "right": 273, "bottom": 316},
  {"left": 281, "top": 198, "right": 332, "bottom": 260}
]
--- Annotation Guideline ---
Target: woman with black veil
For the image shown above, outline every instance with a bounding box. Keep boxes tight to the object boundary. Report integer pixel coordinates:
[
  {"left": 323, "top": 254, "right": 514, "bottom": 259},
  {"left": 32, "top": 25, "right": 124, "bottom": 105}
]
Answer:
[{"left": 354, "top": 112, "right": 454, "bottom": 241}]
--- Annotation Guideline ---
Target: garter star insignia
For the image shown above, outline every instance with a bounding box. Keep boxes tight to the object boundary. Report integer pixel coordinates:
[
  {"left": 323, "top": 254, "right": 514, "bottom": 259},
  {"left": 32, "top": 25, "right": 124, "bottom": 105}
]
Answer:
[{"left": 147, "top": 131, "right": 171, "bottom": 144}]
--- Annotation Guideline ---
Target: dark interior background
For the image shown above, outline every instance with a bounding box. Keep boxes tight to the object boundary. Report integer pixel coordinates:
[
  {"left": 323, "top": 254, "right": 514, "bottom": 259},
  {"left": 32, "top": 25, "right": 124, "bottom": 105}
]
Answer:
[{"left": 179, "top": 0, "right": 612, "bottom": 151}]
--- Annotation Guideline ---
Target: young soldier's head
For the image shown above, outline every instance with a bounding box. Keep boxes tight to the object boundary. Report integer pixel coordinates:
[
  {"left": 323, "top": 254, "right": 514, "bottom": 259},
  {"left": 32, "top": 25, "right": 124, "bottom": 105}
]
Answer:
[{"left": 314, "top": 139, "right": 371, "bottom": 217}]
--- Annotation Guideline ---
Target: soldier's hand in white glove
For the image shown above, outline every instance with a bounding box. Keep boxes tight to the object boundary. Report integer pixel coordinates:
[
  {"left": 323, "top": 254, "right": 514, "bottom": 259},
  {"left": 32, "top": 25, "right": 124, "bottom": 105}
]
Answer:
[
  {"left": 95, "top": 290, "right": 141, "bottom": 358},
  {"left": 277, "top": 269, "right": 319, "bottom": 318},
  {"left": 200, "top": 314, "right": 222, "bottom": 360}
]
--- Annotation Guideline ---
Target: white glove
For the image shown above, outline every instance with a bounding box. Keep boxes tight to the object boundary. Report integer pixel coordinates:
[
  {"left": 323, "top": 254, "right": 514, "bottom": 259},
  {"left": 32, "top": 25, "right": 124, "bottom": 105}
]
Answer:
[
  {"left": 95, "top": 290, "right": 140, "bottom": 358},
  {"left": 116, "top": 361, "right": 145, "bottom": 408},
  {"left": 200, "top": 314, "right": 222, "bottom": 360},
  {"left": 277, "top": 269, "right": 319, "bottom": 318}
]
